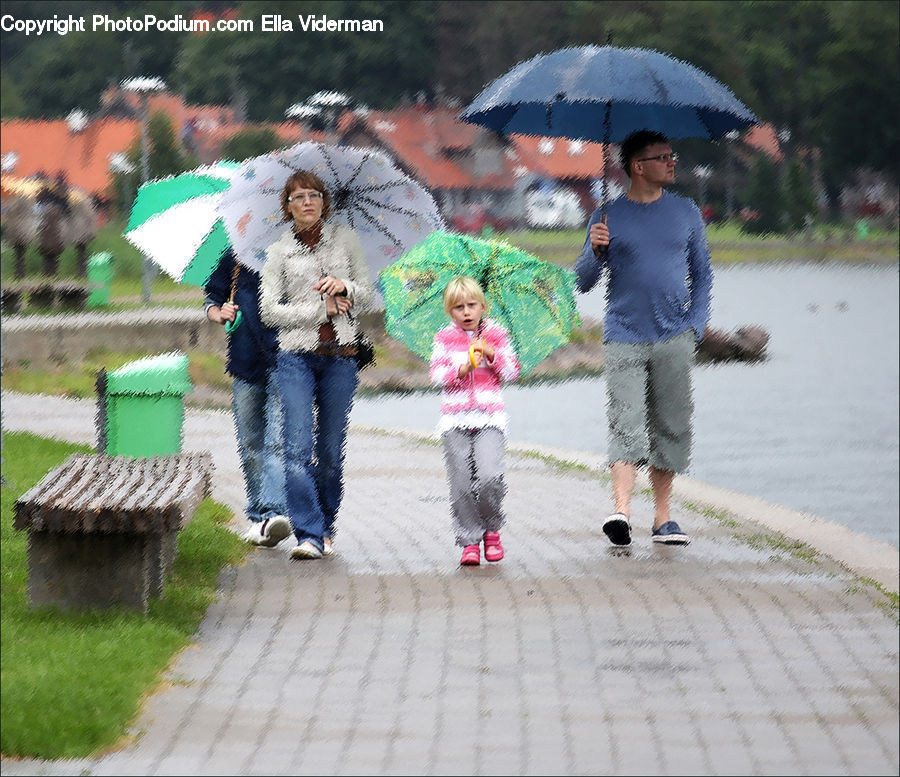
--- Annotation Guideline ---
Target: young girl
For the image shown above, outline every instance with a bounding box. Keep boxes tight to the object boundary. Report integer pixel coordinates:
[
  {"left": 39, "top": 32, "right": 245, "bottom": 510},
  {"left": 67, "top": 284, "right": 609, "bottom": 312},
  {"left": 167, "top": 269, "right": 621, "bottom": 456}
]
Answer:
[{"left": 429, "top": 277, "right": 521, "bottom": 565}]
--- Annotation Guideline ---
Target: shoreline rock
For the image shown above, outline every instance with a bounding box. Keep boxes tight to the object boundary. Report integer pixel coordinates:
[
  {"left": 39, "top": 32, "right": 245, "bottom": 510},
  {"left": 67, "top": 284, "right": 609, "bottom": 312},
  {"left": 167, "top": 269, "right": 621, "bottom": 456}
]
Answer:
[{"left": 356, "top": 315, "right": 769, "bottom": 395}]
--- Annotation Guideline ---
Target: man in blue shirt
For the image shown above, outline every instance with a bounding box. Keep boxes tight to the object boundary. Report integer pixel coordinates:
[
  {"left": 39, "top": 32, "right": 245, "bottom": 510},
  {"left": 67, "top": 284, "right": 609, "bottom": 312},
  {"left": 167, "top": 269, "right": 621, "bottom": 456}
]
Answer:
[{"left": 575, "top": 130, "right": 712, "bottom": 546}]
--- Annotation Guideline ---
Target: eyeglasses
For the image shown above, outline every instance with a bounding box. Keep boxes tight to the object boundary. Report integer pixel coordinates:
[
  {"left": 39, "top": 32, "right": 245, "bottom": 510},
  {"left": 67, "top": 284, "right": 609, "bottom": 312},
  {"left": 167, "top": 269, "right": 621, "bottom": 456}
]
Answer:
[
  {"left": 287, "top": 191, "right": 324, "bottom": 203},
  {"left": 636, "top": 152, "right": 678, "bottom": 164}
]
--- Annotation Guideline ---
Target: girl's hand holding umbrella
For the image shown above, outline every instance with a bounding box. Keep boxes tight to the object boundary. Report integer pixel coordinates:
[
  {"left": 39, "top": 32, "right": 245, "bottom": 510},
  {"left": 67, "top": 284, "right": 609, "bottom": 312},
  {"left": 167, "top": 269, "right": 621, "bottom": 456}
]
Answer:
[{"left": 467, "top": 338, "right": 495, "bottom": 370}]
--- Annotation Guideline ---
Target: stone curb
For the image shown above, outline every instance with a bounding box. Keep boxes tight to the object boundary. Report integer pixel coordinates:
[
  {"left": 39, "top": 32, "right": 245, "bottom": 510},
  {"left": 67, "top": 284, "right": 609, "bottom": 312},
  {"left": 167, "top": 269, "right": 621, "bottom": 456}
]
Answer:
[{"left": 352, "top": 423, "right": 900, "bottom": 593}]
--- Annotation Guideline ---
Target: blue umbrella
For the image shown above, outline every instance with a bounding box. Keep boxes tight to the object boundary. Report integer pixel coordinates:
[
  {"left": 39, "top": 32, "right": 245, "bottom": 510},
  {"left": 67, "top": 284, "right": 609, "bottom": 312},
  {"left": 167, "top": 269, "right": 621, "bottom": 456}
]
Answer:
[
  {"left": 460, "top": 44, "right": 757, "bottom": 144},
  {"left": 461, "top": 44, "right": 757, "bottom": 229}
]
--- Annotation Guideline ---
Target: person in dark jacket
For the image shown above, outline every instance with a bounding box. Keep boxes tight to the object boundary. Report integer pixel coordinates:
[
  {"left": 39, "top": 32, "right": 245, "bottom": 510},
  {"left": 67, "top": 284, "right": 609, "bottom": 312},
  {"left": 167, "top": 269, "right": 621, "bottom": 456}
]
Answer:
[{"left": 205, "top": 249, "right": 291, "bottom": 546}]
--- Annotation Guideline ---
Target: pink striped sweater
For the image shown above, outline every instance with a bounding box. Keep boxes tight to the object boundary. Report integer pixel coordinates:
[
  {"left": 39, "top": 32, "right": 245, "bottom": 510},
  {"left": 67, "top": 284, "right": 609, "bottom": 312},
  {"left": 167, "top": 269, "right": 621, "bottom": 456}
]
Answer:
[{"left": 429, "top": 318, "right": 521, "bottom": 434}]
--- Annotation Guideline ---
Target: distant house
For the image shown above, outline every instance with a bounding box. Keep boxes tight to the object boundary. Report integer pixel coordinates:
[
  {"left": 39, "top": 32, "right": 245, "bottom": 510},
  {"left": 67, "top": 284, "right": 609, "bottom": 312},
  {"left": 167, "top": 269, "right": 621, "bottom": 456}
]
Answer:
[
  {"left": 508, "top": 134, "right": 616, "bottom": 216},
  {"left": 337, "top": 105, "right": 627, "bottom": 230},
  {"left": 0, "top": 117, "right": 139, "bottom": 199},
  {"left": 338, "top": 105, "right": 521, "bottom": 227}
]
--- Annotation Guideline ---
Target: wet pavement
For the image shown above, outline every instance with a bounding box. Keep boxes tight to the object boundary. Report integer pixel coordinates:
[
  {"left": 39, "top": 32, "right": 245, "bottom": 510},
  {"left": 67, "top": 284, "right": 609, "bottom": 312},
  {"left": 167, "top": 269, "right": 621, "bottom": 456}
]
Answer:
[{"left": 2, "top": 391, "right": 898, "bottom": 776}]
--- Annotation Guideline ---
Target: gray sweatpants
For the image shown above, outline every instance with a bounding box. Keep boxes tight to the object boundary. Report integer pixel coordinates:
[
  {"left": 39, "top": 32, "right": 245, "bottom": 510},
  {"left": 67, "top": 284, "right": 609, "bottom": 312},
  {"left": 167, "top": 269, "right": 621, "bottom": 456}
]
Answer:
[{"left": 442, "top": 426, "right": 507, "bottom": 547}]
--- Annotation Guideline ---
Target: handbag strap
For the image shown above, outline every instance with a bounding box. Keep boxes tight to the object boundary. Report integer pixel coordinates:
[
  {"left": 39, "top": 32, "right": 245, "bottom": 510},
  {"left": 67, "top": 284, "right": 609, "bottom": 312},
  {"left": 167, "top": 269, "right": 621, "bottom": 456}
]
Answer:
[{"left": 228, "top": 261, "right": 240, "bottom": 304}]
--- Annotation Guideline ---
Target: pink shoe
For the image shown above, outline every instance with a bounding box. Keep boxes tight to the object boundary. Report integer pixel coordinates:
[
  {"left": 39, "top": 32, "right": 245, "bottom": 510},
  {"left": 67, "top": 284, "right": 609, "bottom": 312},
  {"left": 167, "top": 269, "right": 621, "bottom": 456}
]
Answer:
[
  {"left": 483, "top": 531, "right": 504, "bottom": 562},
  {"left": 460, "top": 544, "right": 481, "bottom": 566}
]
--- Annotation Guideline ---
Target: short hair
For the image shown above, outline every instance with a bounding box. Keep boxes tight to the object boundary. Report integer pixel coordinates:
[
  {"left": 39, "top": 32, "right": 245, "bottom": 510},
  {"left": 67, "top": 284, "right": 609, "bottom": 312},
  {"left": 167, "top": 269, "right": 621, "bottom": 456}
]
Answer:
[
  {"left": 619, "top": 130, "right": 670, "bottom": 178},
  {"left": 280, "top": 169, "right": 331, "bottom": 223},
  {"left": 443, "top": 276, "right": 489, "bottom": 314}
]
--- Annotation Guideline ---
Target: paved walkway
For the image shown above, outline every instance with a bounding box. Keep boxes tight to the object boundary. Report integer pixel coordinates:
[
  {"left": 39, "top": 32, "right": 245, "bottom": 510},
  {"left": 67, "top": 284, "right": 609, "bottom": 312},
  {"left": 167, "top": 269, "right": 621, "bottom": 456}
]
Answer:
[{"left": 2, "top": 392, "right": 898, "bottom": 776}]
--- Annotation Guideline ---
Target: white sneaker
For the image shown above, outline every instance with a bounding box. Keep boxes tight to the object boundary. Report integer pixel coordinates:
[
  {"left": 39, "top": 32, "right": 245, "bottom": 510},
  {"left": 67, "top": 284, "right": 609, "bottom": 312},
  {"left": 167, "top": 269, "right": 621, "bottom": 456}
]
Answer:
[
  {"left": 241, "top": 522, "right": 266, "bottom": 545},
  {"left": 323, "top": 537, "right": 334, "bottom": 556},
  {"left": 290, "top": 541, "right": 324, "bottom": 560},
  {"left": 243, "top": 516, "right": 292, "bottom": 547},
  {"left": 259, "top": 515, "right": 292, "bottom": 547}
]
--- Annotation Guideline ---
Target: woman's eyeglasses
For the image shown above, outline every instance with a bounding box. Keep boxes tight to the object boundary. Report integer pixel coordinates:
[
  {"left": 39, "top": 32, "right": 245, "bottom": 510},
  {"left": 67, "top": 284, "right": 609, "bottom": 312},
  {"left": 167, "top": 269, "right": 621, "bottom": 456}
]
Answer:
[{"left": 287, "top": 191, "right": 324, "bottom": 202}]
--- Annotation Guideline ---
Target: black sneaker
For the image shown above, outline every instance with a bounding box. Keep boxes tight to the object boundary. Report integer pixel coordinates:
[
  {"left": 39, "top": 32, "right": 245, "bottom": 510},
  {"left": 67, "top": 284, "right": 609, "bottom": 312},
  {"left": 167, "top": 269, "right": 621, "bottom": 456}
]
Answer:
[
  {"left": 651, "top": 521, "right": 690, "bottom": 545},
  {"left": 602, "top": 513, "right": 632, "bottom": 546}
]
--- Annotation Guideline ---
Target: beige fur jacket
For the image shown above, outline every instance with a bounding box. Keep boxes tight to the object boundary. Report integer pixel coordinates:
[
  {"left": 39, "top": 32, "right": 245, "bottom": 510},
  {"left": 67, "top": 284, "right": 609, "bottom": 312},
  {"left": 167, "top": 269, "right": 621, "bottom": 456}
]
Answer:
[{"left": 260, "top": 222, "right": 375, "bottom": 353}]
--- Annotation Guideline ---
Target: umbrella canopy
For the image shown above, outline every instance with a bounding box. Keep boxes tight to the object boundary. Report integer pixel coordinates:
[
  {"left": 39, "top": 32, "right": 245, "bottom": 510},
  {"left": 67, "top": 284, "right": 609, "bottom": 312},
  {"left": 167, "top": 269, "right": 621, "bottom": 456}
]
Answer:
[
  {"left": 380, "top": 231, "right": 579, "bottom": 376},
  {"left": 216, "top": 142, "right": 445, "bottom": 278},
  {"left": 124, "top": 162, "right": 237, "bottom": 286},
  {"left": 460, "top": 44, "right": 758, "bottom": 143}
]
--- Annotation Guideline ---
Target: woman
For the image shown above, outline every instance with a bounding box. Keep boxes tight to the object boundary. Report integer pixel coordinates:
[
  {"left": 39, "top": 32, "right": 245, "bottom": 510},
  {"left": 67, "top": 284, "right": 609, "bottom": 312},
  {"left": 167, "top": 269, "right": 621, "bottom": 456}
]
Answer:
[{"left": 260, "top": 170, "right": 374, "bottom": 560}]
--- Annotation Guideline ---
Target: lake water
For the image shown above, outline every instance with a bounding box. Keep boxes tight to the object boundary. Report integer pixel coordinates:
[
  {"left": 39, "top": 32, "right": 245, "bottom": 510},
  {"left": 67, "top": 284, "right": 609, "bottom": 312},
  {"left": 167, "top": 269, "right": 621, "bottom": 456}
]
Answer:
[{"left": 351, "top": 262, "right": 900, "bottom": 548}]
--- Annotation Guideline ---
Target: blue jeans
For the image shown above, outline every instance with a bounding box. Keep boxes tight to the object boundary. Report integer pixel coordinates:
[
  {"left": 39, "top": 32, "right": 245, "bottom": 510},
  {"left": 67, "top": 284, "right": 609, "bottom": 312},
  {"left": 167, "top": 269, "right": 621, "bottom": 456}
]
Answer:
[
  {"left": 232, "top": 375, "right": 287, "bottom": 522},
  {"left": 276, "top": 351, "right": 358, "bottom": 549}
]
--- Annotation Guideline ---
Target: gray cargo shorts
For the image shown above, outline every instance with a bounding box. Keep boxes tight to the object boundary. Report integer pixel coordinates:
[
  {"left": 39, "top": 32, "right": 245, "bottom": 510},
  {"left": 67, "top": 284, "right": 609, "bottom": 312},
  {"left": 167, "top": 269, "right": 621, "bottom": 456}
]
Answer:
[{"left": 604, "top": 328, "right": 696, "bottom": 473}]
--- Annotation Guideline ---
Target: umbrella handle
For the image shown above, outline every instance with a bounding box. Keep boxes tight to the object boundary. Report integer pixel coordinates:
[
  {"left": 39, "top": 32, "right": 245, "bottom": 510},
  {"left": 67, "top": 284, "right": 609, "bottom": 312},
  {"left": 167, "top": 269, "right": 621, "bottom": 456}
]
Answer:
[
  {"left": 469, "top": 341, "right": 483, "bottom": 369},
  {"left": 225, "top": 308, "right": 244, "bottom": 334}
]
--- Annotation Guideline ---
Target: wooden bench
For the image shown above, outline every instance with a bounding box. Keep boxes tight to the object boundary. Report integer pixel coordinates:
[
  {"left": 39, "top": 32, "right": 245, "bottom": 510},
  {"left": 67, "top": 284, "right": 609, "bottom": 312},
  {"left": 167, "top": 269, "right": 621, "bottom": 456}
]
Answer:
[
  {"left": 14, "top": 452, "right": 213, "bottom": 612},
  {"left": 2, "top": 280, "right": 95, "bottom": 313}
]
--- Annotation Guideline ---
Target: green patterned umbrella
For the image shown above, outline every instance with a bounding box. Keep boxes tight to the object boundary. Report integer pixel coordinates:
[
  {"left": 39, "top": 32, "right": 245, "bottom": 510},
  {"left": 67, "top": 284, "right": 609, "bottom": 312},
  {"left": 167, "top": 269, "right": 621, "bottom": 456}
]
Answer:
[
  {"left": 124, "top": 162, "right": 238, "bottom": 286},
  {"left": 380, "top": 231, "right": 579, "bottom": 375}
]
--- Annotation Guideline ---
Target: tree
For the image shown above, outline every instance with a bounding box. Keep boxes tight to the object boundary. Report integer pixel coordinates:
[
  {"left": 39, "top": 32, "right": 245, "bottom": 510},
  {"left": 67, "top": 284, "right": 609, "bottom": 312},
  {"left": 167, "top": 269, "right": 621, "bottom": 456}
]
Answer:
[
  {"left": 783, "top": 158, "right": 817, "bottom": 232},
  {"left": 219, "top": 127, "right": 284, "bottom": 161},
  {"left": 741, "top": 153, "right": 785, "bottom": 234},
  {"left": 0, "top": 72, "right": 25, "bottom": 118},
  {"left": 173, "top": 0, "right": 438, "bottom": 120},
  {"left": 112, "top": 110, "right": 196, "bottom": 216},
  {"left": 815, "top": 1, "right": 899, "bottom": 185}
]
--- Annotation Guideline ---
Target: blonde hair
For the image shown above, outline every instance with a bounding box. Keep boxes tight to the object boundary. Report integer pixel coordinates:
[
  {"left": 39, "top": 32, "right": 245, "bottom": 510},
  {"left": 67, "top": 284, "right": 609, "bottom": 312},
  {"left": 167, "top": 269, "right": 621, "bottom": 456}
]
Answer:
[{"left": 443, "top": 276, "right": 489, "bottom": 314}]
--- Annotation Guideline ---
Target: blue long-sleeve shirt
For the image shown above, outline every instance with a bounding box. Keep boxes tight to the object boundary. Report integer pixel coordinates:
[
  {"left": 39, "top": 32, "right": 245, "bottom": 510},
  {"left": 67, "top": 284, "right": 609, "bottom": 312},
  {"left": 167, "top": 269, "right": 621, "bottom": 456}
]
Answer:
[{"left": 574, "top": 191, "right": 712, "bottom": 343}]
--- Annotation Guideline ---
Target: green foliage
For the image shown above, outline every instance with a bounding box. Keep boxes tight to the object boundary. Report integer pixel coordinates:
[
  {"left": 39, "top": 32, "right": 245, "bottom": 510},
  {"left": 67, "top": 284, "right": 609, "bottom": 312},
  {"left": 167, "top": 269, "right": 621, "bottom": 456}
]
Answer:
[
  {"left": 2, "top": 0, "right": 897, "bottom": 193},
  {"left": 0, "top": 217, "right": 161, "bottom": 281},
  {"left": 1, "top": 348, "right": 229, "bottom": 399},
  {"left": 173, "top": 0, "right": 439, "bottom": 119},
  {"left": 219, "top": 126, "right": 284, "bottom": 162},
  {"left": 783, "top": 158, "right": 817, "bottom": 232},
  {"left": 741, "top": 153, "right": 786, "bottom": 234},
  {"left": 0, "top": 72, "right": 25, "bottom": 117},
  {"left": 815, "top": 1, "right": 900, "bottom": 181},
  {"left": 0, "top": 431, "right": 245, "bottom": 758},
  {"left": 112, "top": 111, "right": 197, "bottom": 216},
  {"left": 740, "top": 152, "right": 824, "bottom": 234}
]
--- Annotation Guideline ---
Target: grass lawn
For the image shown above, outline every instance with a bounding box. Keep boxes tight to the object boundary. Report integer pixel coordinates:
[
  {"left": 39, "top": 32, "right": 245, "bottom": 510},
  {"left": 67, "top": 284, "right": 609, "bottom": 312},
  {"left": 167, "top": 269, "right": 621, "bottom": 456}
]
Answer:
[
  {"left": 1, "top": 218, "right": 146, "bottom": 281},
  {"left": 0, "top": 431, "right": 247, "bottom": 759},
  {"left": 2, "top": 349, "right": 232, "bottom": 399},
  {"left": 497, "top": 224, "right": 899, "bottom": 266}
]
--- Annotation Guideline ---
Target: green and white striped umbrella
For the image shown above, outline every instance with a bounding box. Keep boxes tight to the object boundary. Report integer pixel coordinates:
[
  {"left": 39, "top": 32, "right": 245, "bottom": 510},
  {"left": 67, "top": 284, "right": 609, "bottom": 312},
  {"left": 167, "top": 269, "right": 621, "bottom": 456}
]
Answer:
[{"left": 124, "top": 162, "right": 238, "bottom": 286}]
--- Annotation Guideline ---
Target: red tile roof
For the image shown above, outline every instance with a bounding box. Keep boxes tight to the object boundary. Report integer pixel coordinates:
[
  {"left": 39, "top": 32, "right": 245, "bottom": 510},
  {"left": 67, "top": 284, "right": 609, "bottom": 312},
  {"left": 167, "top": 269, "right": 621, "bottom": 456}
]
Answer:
[
  {"left": 339, "top": 106, "right": 611, "bottom": 190},
  {"left": 341, "top": 106, "right": 519, "bottom": 190},
  {"left": 508, "top": 134, "right": 607, "bottom": 179},
  {"left": 1, "top": 118, "right": 139, "bottom": 197}
]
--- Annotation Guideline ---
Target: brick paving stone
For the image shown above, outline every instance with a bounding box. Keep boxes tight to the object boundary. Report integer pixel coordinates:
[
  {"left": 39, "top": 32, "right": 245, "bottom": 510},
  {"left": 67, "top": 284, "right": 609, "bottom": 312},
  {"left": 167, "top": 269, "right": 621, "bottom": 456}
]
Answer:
[{"left": 2, "top": 391, "right": 898, "bottom": 777}]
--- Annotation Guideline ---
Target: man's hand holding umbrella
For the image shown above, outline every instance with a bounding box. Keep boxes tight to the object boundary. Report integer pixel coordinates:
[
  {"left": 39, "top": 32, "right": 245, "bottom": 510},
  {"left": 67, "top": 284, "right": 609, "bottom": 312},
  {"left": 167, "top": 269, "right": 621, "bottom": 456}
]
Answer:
[{"left": 589, "top": 217, "right": 610, "bottom": 257}]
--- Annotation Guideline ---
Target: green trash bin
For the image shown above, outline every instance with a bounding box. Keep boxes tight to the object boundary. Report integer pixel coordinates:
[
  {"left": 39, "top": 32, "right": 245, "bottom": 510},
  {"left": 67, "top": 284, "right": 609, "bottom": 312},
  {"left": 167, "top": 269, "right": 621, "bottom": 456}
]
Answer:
[
  {"left": 87, "top": 251, "right": 114, "bottom": 309},
  {"left": 104, "top": 352, "right": 192, "bottom": 457}
]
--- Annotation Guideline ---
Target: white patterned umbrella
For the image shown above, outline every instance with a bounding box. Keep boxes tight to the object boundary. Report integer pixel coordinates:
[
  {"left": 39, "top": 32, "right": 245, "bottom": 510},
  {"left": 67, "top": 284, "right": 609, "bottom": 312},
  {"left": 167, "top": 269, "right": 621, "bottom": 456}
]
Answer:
[{"left": 216, "top": 142, "right": 444, "bottom": 279}]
